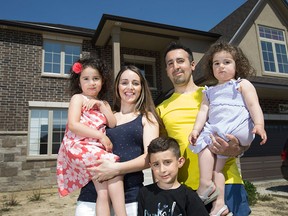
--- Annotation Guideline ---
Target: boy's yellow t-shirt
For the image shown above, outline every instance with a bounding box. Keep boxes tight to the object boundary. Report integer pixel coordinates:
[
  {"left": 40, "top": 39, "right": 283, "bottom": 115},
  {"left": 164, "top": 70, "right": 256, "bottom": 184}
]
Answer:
[{"left": 157, "top": 87, "right": 243, "bottom": 190}]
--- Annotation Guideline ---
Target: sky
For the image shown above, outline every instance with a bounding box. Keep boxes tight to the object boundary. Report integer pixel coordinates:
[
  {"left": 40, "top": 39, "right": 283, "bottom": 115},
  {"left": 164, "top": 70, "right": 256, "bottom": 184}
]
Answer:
[{"left": 1, "top": 0, "right": 247, "bottom": 32}]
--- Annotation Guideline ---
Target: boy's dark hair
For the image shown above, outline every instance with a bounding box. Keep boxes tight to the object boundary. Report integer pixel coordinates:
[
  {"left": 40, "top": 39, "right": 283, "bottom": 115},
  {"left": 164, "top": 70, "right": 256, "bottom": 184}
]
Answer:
[
  {"left": 148, "top": 137, "right": 181, "bottom": 159},
  {"left": 164, "top": 41, "right": 194, "bottom": 62}
]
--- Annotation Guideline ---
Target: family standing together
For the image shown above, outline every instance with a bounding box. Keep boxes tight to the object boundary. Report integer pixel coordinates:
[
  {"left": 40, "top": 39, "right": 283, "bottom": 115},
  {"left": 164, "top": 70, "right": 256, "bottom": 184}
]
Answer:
[{"left": 56, "top": 40, "right": 267, "bottom": 216}]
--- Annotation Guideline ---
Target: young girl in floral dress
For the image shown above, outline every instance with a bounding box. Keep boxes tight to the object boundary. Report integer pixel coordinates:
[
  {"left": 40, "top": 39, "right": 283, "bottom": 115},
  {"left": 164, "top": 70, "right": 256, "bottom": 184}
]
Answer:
[{"left": 57, "top": 57, "right": 126, "bottom": 216}]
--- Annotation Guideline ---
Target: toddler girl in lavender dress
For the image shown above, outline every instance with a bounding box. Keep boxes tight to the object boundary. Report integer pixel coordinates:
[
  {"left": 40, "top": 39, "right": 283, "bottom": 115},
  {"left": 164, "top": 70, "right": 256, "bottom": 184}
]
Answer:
[{"left": 188, "top": 42, "right": 267, "bottom": 216}]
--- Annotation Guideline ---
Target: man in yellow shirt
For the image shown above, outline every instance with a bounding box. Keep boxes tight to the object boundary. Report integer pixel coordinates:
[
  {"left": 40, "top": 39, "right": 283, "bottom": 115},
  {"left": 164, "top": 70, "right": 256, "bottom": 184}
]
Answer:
[{"left": 157, "top": 42, "right": 250, "bottom": 215}]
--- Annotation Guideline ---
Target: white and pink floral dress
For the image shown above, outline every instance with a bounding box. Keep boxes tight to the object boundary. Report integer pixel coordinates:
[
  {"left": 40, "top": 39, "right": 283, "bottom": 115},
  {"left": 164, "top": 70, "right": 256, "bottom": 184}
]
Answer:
[{"left": 56, "top": 96, "right": 119, "bottom": 197}]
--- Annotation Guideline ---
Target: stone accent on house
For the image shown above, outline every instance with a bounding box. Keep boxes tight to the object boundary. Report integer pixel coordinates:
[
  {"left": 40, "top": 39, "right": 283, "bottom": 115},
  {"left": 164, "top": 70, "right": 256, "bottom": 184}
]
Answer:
[{"left": 0, "top": 133, "right": 57, "bottom": 192}]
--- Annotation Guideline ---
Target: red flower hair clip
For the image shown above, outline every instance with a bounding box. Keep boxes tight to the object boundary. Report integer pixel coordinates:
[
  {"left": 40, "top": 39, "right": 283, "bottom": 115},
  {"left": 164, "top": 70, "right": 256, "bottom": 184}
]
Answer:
[{"left": 72, "top": 62, "right": 82, "bottom": 74}]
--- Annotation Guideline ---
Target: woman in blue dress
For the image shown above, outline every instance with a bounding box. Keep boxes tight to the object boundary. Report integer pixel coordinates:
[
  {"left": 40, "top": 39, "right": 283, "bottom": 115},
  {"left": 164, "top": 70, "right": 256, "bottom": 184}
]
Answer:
[{"left": 75, "top": 65, "right": 162, "bottom": 216}]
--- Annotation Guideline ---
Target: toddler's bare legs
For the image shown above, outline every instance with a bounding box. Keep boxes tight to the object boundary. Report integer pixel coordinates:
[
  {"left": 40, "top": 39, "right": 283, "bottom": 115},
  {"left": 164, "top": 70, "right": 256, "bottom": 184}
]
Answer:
[
  {"left": 93, "top": 180, "right": 110, "bottom": 216},
  {"left": 210, "top": 158, "right": 228, "bottom": 215},
  {"left": 197, "top": 147, "right": 215, "bottom": 195},
  {"left": 108, "top": 175, "right": 127, "bottom": 216}
]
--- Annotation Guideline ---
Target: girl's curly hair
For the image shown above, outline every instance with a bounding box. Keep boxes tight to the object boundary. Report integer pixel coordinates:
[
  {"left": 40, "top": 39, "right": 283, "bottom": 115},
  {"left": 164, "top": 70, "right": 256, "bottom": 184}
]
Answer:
[
  {"left": 203, "top": 41, "right": 256, "bottom": 81},
  {"left": 69, "top": 57, "right": 111, "bottom": 99}
]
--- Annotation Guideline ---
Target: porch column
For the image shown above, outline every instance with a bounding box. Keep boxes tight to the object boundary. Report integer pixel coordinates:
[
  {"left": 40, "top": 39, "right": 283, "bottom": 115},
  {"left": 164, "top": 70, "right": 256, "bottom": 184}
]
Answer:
[{"left": 111, "top": 26, "right": 121, "bottom": 79}]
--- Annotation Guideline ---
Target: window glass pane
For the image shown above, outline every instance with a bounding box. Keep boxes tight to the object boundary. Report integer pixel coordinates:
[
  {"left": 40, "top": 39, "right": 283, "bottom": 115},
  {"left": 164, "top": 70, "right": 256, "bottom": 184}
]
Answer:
[
  {"left": 44, "top": 42, "right": 61, "bottom": 74},
  {"left": 40, "top": 126, "right": 48, "bottom": 154},
  {"left": 65, "top": 56, "right": 72, "bottom": 74},
  {"left": 275, "top": 44, "right": 288, "bottom": 74},
  {"left": 52, "top": 109, "right": 67, "bottom": 154},
  {"left": 64, "top": 44, "right": 81, "bottom": 74},
  {"left": 29, "top": 110, "right": 48, "bottom": 155},
  {"left": 144, "top": 64, "right": 154, "bottom": 87},
  {"left": 29, "top": 108, "right": 68, "bottom": 156},
  {"left": 262, "top": 52, "right": 268, "bottom": 61},
  {"left": 43, "top": 40, "right": 80, "bottom": 75},
  {"left": 65, "top": 45, "right": 73, "bottom": 54},
  {"left": 65, "top": 65, "right": 71, "bottom": 75},
  {"left": 258, "top": 26, "right": 288, "bottom": 74},
  {"left": 283, "top": 65, "right": 288, "bottom": 74},
  {"left": 261, "top": 41, "right": 275, "bottom": 72},
  {"left": 124, "top": 61, "right": 155, "bottom": 87},
  {"left": 53, "top": 63, "right": 61, "bottom": 74},
  {"left": 44, "top": 42, "right": 53, "bottom": 52},
  {"left": 65, "top": 55, "right": 72, "bottom": 65},
  {"left": 259, "top": 26, "right": 284, "bottom": 41},
  {"left": 54, "top": 53, "right": 61, "bottom": 63},
  {"left": 45, "top": 53, "right": 52, "bottom": 62},
  {"left": 44, "top": 64, "right": 52, "bottom": 72}
]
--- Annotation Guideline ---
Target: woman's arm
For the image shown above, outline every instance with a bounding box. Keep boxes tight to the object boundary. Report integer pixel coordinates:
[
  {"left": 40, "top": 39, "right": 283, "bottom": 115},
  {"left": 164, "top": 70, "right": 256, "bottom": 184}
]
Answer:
[{"left": 89, "top": 113, "right": 159, "bottom": 181}]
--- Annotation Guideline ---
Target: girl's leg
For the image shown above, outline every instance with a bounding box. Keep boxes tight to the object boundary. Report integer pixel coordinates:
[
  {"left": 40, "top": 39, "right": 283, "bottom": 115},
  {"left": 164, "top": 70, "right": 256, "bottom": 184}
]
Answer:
[
  {"left": 210, "top": 157, "right": 229, "bottom": 215},
  {"left": 197, "top": 147, "right": 215, "bottom": 195},
  {"left": 108, "top": 175, "right": 127, "bottom": 216},
  {"left": 93, "top": 179, "right": 110, "bottom": 216}
]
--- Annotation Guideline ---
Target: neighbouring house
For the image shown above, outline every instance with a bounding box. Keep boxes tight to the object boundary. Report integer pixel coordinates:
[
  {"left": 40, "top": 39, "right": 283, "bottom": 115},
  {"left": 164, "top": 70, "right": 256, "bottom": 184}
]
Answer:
[{"left": 0, "top": 0, "right": 287, "bottom": 192}]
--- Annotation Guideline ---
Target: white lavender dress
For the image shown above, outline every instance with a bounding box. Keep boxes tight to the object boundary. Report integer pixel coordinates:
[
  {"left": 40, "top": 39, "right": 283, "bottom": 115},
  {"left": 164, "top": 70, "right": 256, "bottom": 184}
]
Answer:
[{"left": 189, "top": 79, "right": 254, "bottom": 158}]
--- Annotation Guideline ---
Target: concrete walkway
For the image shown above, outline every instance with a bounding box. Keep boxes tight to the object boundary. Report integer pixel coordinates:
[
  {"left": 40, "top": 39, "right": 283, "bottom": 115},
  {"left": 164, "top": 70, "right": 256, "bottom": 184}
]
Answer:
[{"left": 253, "top": 179, "right": 288, "bottom": 198}]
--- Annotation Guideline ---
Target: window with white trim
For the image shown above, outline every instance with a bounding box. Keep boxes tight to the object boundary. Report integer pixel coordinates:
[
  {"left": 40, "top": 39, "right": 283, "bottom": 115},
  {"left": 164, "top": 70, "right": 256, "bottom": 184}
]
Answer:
[
  {"left": 258, "top": 25, "right": 288, "bottom": 74},
  {"left": 123, "top": 54, "right": 157, "bottom": 88},
  {"left": 28, "top": 102, "right": 68, "bottom": 157},
  {"left": 42, "top": 35, "right": 82, "bottom": 77}
]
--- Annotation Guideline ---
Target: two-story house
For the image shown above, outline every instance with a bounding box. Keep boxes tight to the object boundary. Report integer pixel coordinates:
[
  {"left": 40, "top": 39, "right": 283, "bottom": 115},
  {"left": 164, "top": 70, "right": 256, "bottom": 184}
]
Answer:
[{"left": 0, "top": 0, "right": 287, "bottom": 192}]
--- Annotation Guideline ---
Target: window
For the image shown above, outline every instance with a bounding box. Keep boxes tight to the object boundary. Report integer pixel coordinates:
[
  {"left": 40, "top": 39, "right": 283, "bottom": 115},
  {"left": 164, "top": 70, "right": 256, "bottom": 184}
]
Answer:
[
  {"left": 42, "top": 35, "right": 82, "bottom": 77},
  {"left": 258, "top": 26, "right": 288, "bottom": 74},
  {"left": 123, "top": 54, "right": 157, "bottom": 88},
  {"left": 28, "top": 102, "right": 68, "bottom": 158}
]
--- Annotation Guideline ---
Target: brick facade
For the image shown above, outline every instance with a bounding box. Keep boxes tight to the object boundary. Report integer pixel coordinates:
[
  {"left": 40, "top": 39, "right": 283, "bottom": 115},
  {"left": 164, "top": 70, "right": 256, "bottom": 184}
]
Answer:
[
  {"left": 0, "top": 27, "right": 163, "bottom": 192},
  {"left": 260, "top": 99, "right": 288, "bottom": 114}
]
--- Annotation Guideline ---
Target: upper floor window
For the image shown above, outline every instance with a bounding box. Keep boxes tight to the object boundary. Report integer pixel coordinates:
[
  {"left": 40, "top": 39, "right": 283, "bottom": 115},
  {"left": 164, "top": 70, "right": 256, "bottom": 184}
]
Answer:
[
  {"left": 123, "top": 54, "right": 157, "bottom": 88},
  {"left": 258, "top": 26, "right": 288, "bottom": 75},
  {"left": 42, "top": 35, "right": 82, "bottom": 77},
  {"left": 28, "top": 101, "right": 68, "bottom": 158}
]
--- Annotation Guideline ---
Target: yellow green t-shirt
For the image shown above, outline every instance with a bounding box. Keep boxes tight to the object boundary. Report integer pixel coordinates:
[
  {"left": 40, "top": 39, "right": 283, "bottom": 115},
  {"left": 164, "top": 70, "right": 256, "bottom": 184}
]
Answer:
[{"left": 156, "top": 87, "right": 243, "bottom": 190}]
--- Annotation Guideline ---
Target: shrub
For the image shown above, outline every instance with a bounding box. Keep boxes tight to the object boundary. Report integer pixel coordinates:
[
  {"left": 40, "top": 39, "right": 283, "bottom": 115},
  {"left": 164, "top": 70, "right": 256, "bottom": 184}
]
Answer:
[{"left": 244, "top": 180, "right": 259, "bottom": 206}]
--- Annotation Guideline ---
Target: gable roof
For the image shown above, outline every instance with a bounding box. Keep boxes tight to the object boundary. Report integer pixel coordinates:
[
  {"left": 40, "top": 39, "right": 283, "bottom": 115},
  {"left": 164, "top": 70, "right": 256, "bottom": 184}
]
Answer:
[
  {"left": 195, "top": 0, "right": 288, "bottom": 100},
  {"left": 209, "top": 0, "right": 288, "bottom": 44},
  {"left": 209, "top": 0, "right": 260, "bottom": 43},
  {"left": 194, "top": 0, "right": 261, "bottom": 84}
]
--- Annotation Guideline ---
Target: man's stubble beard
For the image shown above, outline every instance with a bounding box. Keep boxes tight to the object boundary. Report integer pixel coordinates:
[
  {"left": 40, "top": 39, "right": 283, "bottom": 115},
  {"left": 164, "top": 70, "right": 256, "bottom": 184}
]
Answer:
[{"left": 173, "top": 75, "right": 186, "bottom": 85}]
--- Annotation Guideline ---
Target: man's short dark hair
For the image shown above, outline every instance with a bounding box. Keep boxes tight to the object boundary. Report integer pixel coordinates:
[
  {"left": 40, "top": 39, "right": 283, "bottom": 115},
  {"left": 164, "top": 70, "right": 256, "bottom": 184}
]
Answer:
[{"left": 164, "top": 41, "right": 194, "bottom": 62}]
